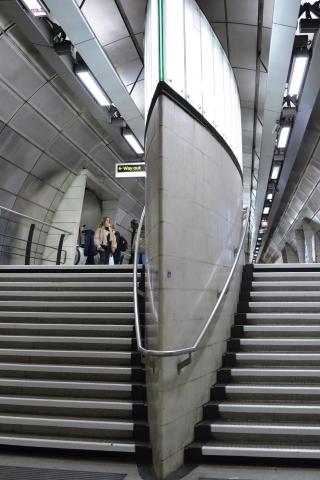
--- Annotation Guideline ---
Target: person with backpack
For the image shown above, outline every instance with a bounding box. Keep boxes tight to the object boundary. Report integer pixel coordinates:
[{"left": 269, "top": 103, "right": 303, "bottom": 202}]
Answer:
[
  {"left": 83, "top": 227, "right": 97, "bottom": 265},
  {"left": 112, "top": 224, "right": 122, "bottom": 265}
]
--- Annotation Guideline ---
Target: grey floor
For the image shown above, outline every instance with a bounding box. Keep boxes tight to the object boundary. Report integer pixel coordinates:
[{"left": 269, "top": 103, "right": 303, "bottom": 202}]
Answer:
[{"left": 0, "top": 452, "right": 320, "bottom": 480}]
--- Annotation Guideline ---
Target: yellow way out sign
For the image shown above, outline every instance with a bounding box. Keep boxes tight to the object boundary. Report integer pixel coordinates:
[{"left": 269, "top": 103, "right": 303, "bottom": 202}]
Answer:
[{"left": 115, "top": 162, "right": 146, "bottom": 178}]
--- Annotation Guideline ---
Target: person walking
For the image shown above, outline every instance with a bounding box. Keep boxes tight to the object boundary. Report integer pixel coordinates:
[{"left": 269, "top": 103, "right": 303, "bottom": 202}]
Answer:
[{"left": 94, "top": 217, "right": 116, "bottom": 265}]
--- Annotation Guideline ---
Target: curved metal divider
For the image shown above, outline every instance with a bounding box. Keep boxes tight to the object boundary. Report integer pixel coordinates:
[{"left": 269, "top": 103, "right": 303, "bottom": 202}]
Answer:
[{"left": 133, "top": 205, "right": 249, "bottom": 362}]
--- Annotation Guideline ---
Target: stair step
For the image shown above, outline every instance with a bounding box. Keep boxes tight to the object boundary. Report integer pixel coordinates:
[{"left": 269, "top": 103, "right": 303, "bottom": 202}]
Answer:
[
  {"left": 254, "top": 272, "right": 320, "bottom": 280},
  {"left": 248, "top": 302, "right": 320, "bottom": 312},
  {"left": 0, "top": 292, "right": 133, "bottom": 300},
  {"left": 0, "top": 302, "right": 134, "bottom": 312},
  {"left": 0, "top": 312, "right": 135, "bottom": 324},
  {"left": 254, "top": 263, "right": 320, "bottom": 270},
  {"left": 243, "top": 325, "right": 320, "bottom": 335},
  {"left": 0, "top": 324, "right": 134, "bottom": 336},
  {"left": 251, "top": 291, "right": 320, "bottom": 300},
  {"left": 0, "top": 377, "right": 146, "bottom": 399},
  {"left": 0, "top": 413, "right": 136, "bottom": 432},
  {"left": 252, "top": 281, "right": 320, "bottom": 291},
  {"left": 0, "top": 348, "right": 135, "bottom": 366},
  {"left": 201, "top": 442, "right": 320, "bottom": 458},
  {"left": 235, "top": 352, "right": 320, "bottom": 366},
  {"left": 0, "top": 362, "right": 143, "bottom": 381},
  {"left": 218, "top": 402, "right": 320, "bottom": 415},
  {"left": 0, "top": 433, "right": 151, "bottom": 457},
  {"left": 242, "top": 313, "right": 320, "bottom": 325},
  {"left": 229, "top": 367, "right": 320, "bottom": 379},
  {"left": 224, "top": 385, "right": 320, "bottom": 400},
  {"left": 210, "top": 421, "right": 320, "bottom": 436},
  {"left": 0, "top": 273, "right": 139, "bottom": 282},
  {"left": 239, "top": 338, "right": 320, "bottom": 351},
  {"left": 0, "top": 282, "right": 134, "bottom": 291}
]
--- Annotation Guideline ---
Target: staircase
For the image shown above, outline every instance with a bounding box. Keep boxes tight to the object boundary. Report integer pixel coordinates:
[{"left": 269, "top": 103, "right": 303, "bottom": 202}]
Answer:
[
  {"left": 186, "top": 263, "right": 320, "bottom": 462},
  {"left": 0, "top": 264, "right": 150, "bottom": 462}
]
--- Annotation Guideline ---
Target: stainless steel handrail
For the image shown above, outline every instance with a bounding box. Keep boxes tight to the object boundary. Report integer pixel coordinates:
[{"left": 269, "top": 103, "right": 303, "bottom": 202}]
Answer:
[
  {"left": 133, "top": 205, "right": 249, "bottom": 358},
  {"left": 0, "top": 205, "right": 72, "bottom": 235}
]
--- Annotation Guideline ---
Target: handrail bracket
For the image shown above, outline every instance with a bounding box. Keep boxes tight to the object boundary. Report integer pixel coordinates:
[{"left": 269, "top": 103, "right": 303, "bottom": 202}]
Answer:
[{"left": 177, "top": 353, "right": 192, "bottom": 374}]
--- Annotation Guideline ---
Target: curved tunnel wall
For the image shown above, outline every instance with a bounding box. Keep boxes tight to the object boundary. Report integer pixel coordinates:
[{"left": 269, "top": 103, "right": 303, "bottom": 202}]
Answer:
[
  {"left": 0, "top": 10, "right": 144, "bottom": 264},
  {"left": 144, "top": 1, "right": 243, "bottom": 477}
]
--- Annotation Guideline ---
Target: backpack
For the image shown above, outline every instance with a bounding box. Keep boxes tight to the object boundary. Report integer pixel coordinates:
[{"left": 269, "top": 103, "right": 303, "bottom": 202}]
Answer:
[{"left": 119, "top": 235, "right": 128, "bottom": 252}]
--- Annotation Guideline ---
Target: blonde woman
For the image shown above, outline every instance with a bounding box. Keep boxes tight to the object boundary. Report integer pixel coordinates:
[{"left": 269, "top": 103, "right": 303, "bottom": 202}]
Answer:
[{"left": 94, "top": 217, "right": 117, "bottom": 264}]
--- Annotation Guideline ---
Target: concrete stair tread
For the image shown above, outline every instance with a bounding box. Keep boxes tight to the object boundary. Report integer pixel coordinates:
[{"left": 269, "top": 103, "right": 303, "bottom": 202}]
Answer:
[
  {"left": 228, "top": 368, "right": 320, "bottom": 376},
  {"left": 209, "top": 420, "right": 320, "bottom": 434},
  {"left": 0, "top": 265, "right": 140, "bottom": 270},
  {"left": 0, "top": 312, "right": 135, "bottom": 319},
  {"left": 251, "top": 291, "right": 320, "bottom": 296},
  {"left": 0, "top": 432, "right": 148, "bottom": 452},
  {"left": 0, "top": 292, "right": 133, "bottom": 297},
  {"left": 240, "top": 338, "right": 320, "bottom": 344},
  {"left": 0, "top": 335, "right": 133, "bottom": 343},
  {"left": 237, "top": 352, "right": 320, "bottom": 359},
  {"left": 0, "top": 363, "right": 138, "bottom": 374},
  {"left": 200, "top": 442, "right": 320, "bottom": 457},
  {"left": 0, "top": 282, "right": 134, "bottom": 289},
  {"left": 0, "top": 394, "right": 139, "bottom": 410},
  {"left": 216, "top": 402, "right": 320, "bottom": 413},
  {"left": 252, "top": 281, "right": 320, "bottom": 287},
  {"left": 246, "top": 313, "right": 320, "bottom": 319},
  {"left": 225, "top": 385, "right": 320, "bottom": 394},
  {"left": 0, "top": 301, "right": 134, "bottom": 306},
  {"left": 0, "top": 412, "right": 143, "bottom": 430},
  {"left": 0, "top": 378, "right": 138, "bottom": 389},
  {"left": 0, "top": 348, "right": 133, "bottom": 357},
  {"left": 243, "top": 325, "right": 320, "bottom": 331},
  {"left": 254, "top": 263, "right": 320, "bottom": 269},
  {"left": 0, "top": 324, "right": 134, "bottom": 331}
]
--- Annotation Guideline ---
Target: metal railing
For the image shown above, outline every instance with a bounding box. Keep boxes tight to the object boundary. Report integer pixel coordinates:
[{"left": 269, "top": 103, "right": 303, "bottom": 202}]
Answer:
[
  {"left": 133, "top": 205, "right": 249, "bottom": 361},
  {"left": 0, "top": 205, "right": 71, "bottom": 265}
]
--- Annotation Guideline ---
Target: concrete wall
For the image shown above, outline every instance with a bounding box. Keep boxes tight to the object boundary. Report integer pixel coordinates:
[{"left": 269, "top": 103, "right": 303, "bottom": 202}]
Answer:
[
  {"left": 145, "top": 95, "right": 243, "bottom": 478},
  {"left": 43, "top": 171, "right": 87, "bottom": 265},
  {"left": 80, "top": 189, "right": 102, "bottom": 231}
]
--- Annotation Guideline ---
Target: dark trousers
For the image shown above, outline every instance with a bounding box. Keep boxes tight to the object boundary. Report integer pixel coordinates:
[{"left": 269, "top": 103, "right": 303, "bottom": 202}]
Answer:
[
  {"left": 99, "top": 246, "right": 111, "bottom": 264},
  {"left": 113, "top": 249, "right": 121, "bottom": 265}
]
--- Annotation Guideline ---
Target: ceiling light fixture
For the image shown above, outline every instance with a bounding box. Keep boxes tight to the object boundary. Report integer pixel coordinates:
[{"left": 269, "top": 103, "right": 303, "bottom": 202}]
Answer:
[
  {"left": 278, "top": 125, "right": 291, "bottom": 149},
  {"left": 263, "top": 206, "right": 270, "bottom": 215},
  {"left": 267, "top": 193, "right": 273, "bottom": 201},
  {"left": 122, "top": 128, "right": 144, "bottom": 155},
  {"left": 75, "top": 65, "right": 110, "bottom": 107},
  {"left": 21, "top": 0, "right": 47, "bottom": 16},
  {"left": 261, "top": 220, "right": 268, "bottom": 228},
  {"left": 288, "top": 53, "right": 309, "bottom": 96},
  {"left": 271, "top": 164, "right": 281, "bottom": 180}
]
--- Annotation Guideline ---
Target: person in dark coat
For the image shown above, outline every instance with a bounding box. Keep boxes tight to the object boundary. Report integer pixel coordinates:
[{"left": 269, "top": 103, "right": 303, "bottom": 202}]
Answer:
[
  {"left": 112, "top": 224, "right": 121, "bottom": 265},
  {"left": 84, "top": 228, "right": 97, "bottom": 265}
]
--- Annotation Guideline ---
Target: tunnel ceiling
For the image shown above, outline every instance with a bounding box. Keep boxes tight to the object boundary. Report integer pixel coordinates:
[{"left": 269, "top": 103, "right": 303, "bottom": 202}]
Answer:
[{"left": 0, "top": 5, "right": 144, "bottom": 245}]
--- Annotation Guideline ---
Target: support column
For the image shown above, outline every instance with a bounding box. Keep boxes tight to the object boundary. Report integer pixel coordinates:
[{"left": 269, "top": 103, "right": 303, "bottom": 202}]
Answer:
[
  {"left": 145, "top": 94, "right": 243, "bottom": 478},
  {"left": 282, "top": 243, "right": 299, "bottom": 263},
  {"left": 294, "top": 229, "right": 305, "bottom": 263},
  {"left": 302, "top": 220, "right": 316, "bottom": 263}
]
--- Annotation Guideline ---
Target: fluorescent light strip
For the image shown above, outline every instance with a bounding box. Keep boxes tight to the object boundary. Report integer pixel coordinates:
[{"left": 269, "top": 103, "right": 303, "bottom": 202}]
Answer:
[
  {"left": 22, "top": 0, "right": 46, "bottom": 16},
  {"left": 76, "top": 70, "right": 110, "bottom": 107},
  {"left": 278, "top": 126, "right": 291, "bottom": 149},
  {"left": 263, "top": 206, "right": 270, "bottom": 215},
  {"left": 288, "top": 55, "right": 309, "bottom": 96},
  {"left": 123, "top": 131, "right": 144, "bottom": 155},
  {"left": 271, "top": 165, "right": 281, "bottom": 180},
  {"left": 267, "top": 193, "right": 273, "bottom": 201}
]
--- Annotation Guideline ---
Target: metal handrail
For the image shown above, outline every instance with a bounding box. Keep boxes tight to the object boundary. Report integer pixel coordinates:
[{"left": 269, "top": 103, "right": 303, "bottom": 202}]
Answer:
[
  {"left": 0, "top": 233, "right": 66, "bottom": 252},
  {"left": 0, "top": 205, "right": 72, "bottom": 235},
  {"left": 133, "top": 205, "right": 249, "bottom": 358}
]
